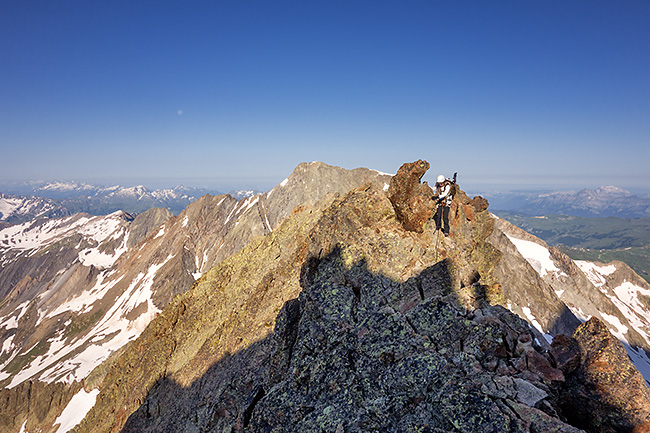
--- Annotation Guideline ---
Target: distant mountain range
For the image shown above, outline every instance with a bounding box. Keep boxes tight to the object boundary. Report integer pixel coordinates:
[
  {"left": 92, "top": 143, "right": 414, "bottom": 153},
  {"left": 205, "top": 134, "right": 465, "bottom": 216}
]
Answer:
[
  {"left": 0, "top": 193, "right": 68, "bottom": 226},
  {"left": 6, "top": 181, "right": 649, "bottom": 223},
  {"left": 0, "top": 181, "right": 230, "bottom": 222},
  {"left": 477, "top": 185, "right": 650, "bottom": 218}
]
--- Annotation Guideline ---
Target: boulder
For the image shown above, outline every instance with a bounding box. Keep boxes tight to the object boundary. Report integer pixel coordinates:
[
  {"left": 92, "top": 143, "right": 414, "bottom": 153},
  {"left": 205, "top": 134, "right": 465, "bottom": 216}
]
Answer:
[
  {"left": 386, "top": 159, "right": 435, "bottom": 233},
  {"left": 550, "top": 334, "right": 581, "bottom": 374},
  {"left": 471, "top": 195, "right": 489, "bottom": 213},
  {"left": 560, "top": 317, "right": 650, "bottom": 432}
]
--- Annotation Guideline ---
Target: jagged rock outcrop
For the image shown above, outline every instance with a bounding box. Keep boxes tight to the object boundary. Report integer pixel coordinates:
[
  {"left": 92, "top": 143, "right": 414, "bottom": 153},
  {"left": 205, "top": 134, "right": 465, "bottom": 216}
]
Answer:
[
  {"left": 559, "top": 317, "right": 650, "bottom": 433},
  {"left": 260, "top": 161, "right": 392, "bottom": 232},
  {"left": 387, "top": 159, "right": 435, "bottom": 233}
]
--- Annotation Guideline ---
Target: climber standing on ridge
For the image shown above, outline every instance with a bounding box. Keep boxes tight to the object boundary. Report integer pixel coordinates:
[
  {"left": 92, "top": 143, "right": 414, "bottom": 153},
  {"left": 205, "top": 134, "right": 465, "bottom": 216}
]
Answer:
[{"left": 433, "top": 173, "right": 456, "bottom": 237}]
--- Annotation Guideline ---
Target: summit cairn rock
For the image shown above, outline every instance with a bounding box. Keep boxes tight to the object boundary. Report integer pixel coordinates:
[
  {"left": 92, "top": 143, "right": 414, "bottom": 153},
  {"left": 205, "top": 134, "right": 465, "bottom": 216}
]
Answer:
[{"left": 387, "top": 159, "right": 435, "bottom": 233}]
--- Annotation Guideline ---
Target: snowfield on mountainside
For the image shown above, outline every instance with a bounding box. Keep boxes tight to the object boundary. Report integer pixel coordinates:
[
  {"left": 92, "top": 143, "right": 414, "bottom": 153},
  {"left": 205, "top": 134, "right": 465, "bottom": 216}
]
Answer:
[{"left": 506, "top": 230, "right": 650, "bottom": 383}]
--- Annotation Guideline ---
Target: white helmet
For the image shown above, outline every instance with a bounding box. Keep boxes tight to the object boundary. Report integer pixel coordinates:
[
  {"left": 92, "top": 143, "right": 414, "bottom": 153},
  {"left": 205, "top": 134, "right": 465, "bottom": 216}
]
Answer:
[{"left": 437, "top": 175, "right": 445, "bottom": 183}]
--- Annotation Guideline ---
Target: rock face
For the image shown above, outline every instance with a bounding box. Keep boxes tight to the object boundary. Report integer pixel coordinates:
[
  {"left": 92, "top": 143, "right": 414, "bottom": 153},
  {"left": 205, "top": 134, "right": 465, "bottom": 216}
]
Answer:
[
  {"left": 560, "top": 317, "right": 650, "bottom": 433},
  {"left": 76, "top": 182, "right": 586, "bottom": 433},
  {"left": 487, "top": 218, "right": 582, "bottom": 337},
  {"left": 0, "top": 381, "right": 82, "bottom": 433},
  {"left": 261, "top": 161, "right": 392, "bottom": 231},
  {"left": 496, "top": 215, "right": 650, "bottom": 381},
  {"left": 387, "top": 159, "right": 435, "bottom": 233}
]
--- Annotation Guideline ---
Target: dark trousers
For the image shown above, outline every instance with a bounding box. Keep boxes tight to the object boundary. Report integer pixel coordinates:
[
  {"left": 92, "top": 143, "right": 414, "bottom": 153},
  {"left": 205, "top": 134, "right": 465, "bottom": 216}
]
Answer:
[{"left": 434, "top": 205, "right": 450, "bottom": 235}]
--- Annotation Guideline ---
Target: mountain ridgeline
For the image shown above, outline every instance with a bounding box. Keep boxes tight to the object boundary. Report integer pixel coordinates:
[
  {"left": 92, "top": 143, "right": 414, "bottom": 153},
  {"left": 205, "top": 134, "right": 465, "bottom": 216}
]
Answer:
[
  {"left": 0, "top": 183, "right": 226, "bottom": 223},
  {"left": 2, "top": 161, "right": 650, "bottom": 433},
  {"left": 482, "top": 186, "right": 650, "bottom": 218}
]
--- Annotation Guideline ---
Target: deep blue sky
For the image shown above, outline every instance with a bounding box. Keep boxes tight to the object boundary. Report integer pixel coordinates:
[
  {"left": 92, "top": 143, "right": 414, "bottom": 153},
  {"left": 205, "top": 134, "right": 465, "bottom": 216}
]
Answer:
[{"left": 2, "top": 1, "right": 649, "bottom": 192}]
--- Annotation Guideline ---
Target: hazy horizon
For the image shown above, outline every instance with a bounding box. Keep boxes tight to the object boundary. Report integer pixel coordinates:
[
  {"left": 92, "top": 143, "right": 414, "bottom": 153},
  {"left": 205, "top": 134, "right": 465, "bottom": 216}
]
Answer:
[{"left": 1, "top": 169, "right": 649, "bottom": 197}]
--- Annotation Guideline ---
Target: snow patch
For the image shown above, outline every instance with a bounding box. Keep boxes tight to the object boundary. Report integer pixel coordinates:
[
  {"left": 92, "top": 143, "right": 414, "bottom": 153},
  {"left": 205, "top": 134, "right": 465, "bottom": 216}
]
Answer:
[
  {"left": 78, "top": 232, "right": 129, "bottom": 269},
  {"left": 44, "top": 272, "right": 121, "bottom": 320},
  {"left": 371, "top": 169, "right": 394, "bottom": 177},
  {"left": 0, "top": 215, "right": 91, "bottom": 252},
  {"left": 612, "top": 280, "right": 650, "bottom": 313},
  {"left": 0, "top": 301, "right": 30, "bottom": 330},
  {"left": 0, "top": 313, "right": 19, "bottom": 330},
  {"left": 575, "top": 261, "right": 617, "bottom": 287},
  {"left": 280, "top": 178, "right": 289, "bottom": 187},
  {"left": 2, "top": 212, "right": 129, "bottom": 271},
  {"left": 0, "top": 195, "right": 55, "bottom": 222},
  {"left": 8, "top": 255, "right": 173, "bottom": 387},
  {"left": 0, "top": 197, "right": 25, "bottom": 219},
  {"left": 153, "top": 225, "right": 166, "bottom": 239},
  {"left": 41, "top": 256, "right": 171, "bottom": 383},
  {"left": 77, "top": 212, "right": 124, "bottom": 244},
  {"left": 522, "top": 306, "right": 545, "bottom": 334},
  {"left": 1, "top": 334, "right": 14, "bottom": 354},
  {"left": 601, "top": 312, "right": 629, "bottom": 344},
  {"left": 239, "top": 196, "right": 259, "bottom": 215},
  {"left": 224, "top": 206, "right": 237, "bottom": 225},
  {"left": 54, "top": 387, "right": 100, "bottom": 433},
  {"left": 202, "top": 250, "right": 209, "bottom": 272},
  {"left": 182, "top": 215, "right": 189, "bottom": 228},
  {"left": 603, "top": 280, "right": 650, "bottom": 348},
  {"left": 507, "top": 236, "right": 560, "bottom": 277}
]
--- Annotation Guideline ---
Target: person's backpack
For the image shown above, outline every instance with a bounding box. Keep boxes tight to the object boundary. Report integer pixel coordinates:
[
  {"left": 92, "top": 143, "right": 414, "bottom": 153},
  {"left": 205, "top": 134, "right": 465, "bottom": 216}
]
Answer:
[{"left": 448, "top": 172, "right": 458, "bottom": 197}]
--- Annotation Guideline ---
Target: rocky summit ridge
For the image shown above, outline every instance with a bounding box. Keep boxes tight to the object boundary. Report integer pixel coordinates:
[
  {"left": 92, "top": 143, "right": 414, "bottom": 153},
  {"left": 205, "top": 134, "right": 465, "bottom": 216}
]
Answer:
[{"left": 2, "top": 161, "right": 650, "bottom": 433}]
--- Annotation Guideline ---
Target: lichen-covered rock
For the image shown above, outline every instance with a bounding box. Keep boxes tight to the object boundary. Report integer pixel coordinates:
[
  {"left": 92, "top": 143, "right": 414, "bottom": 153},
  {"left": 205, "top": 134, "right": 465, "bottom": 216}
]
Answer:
[
  {"left": 387, "top": 159, "right": 435, "bottom": 233},
  {"left": 559, "top": 317, "right": 650, "bottom": 433},
  {"left": 251, "top": 244, "right": 582, "bottom": 433}
]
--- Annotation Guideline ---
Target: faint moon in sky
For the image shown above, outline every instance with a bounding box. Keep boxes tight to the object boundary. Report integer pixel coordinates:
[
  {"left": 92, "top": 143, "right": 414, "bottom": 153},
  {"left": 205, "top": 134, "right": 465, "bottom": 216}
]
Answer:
[{"left": 178, "top": 110, "right": 183, "bottom": 115}]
